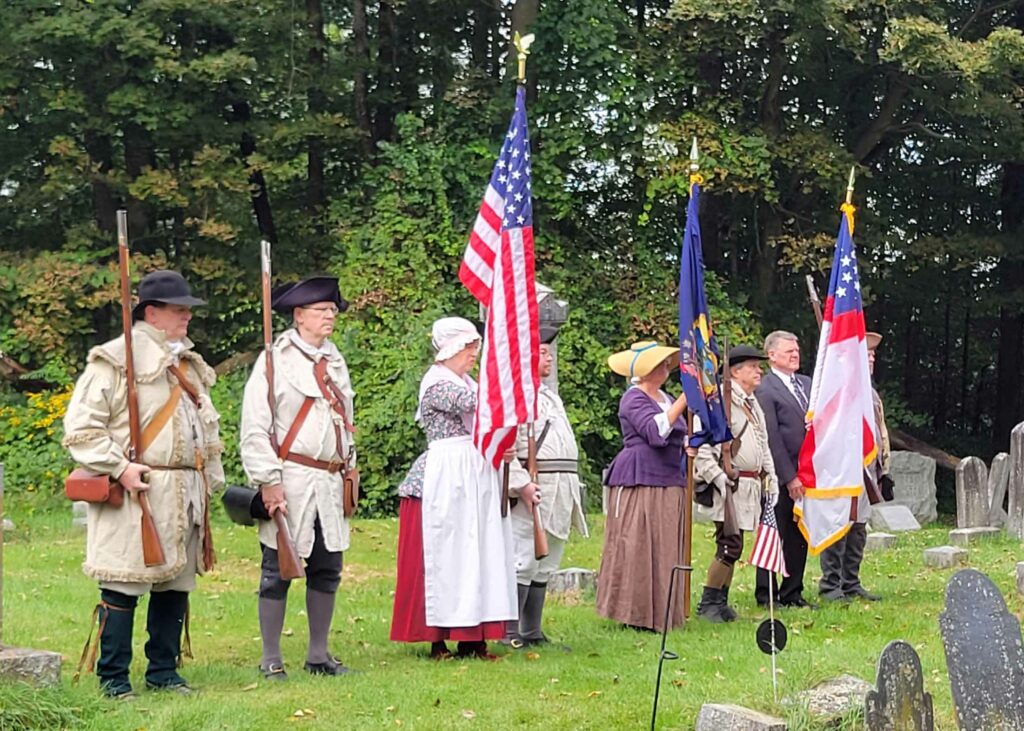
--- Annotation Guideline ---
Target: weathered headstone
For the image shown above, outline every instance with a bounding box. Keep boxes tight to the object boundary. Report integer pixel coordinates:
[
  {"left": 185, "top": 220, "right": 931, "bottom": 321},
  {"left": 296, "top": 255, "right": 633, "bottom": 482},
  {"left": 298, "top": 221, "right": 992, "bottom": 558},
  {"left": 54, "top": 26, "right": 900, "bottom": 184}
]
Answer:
[
  {"left": 0, "top": 463, "right": 63, "bottom": 687},
  {"left": 786, "top": 674, "right": 873, "bottom": 720},
  {"left": 869, "top": 504, "right": 921, "bottom": 533},
  {"left": 1017, "top": 562, "right": 1024, "bottom": 598},
  {"left": 988, "top": 452, "right": 1010, "bottom": 528},
  {"left": 548, "top": 567, "right": 596, "bottom": 594},
  {"left": 1009, "top": 423, "right": 1024, "bottom": 540},
  {"left": 695, "top": 704, "right": 787, "bottom": 731},
  {"left": 948, "top": 527, "right": 1001, "bottom": 546},
  {"left": 939, "top": 569, "right": 1024, "bottom": 731},
  {"left": 72, "top": 500, "right": 88, "bottom": 529},
  {"left": 1, "top": 518, "right": 12, "bottom": 533},
  {"left": 864, "top": 640, "right": 934, "bottom": 731},
  {"left": 956, "top": 456, "right": 990, "bottom": 529},
  {"left": 889, "top": 451, "right": 938, "bottom": 525},
  {"left": 866, "top": 532, "right": 897, "bottom": 551},
  {"left": 923, "top": 546, "right": 967, "bottom": 569}
]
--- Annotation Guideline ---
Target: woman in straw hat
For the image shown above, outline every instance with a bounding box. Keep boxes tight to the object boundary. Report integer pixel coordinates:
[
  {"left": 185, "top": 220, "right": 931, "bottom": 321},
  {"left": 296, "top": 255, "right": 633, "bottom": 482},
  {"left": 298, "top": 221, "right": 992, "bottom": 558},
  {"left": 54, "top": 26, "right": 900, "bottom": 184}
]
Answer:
[
  {"left": 597, "top": 341, "right": 688, "bottom": 632},
  {"left": 389, "top": 317, "right": 537, "bottom": 660}
]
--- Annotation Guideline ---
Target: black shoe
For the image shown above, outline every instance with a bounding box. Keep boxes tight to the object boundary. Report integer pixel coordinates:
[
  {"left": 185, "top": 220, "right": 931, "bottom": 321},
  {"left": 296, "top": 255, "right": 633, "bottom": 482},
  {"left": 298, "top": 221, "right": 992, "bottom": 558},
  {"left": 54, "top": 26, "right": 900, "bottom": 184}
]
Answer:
[
  {"left": 146, "top": 680, "right": 195, "bottom": 695},
  {"left": 820, "top": 588, "right": 849, "bottom": 602},
  {"left": 696, "top": 587, "right": 732, "bottom": 624},
  {"left": 101, "top": 681, "right": 136, "bottom": 701},
  {"left": 260, "top": 662, "right": 288, "bottom": 681},
  {"left": 304, "top": 656, "right": 353, "bottom": 676},
  {"left": 846, "top": 586, "right": 882, "bottom": 602},
  {"left": 720, "top": 587, "right": 739, "bottom": 621},
  {"left": 780, "top": 597, "right": 817, "bottom": 609}
]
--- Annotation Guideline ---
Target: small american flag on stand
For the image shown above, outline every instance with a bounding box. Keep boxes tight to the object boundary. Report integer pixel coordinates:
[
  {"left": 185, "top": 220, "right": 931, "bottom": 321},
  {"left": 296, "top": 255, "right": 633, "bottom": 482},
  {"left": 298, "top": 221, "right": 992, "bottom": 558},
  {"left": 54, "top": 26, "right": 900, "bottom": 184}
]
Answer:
[
  {"left": 459, "top": 85, "right": 540, "bottom": 467},
  {"left": 749, "top": 503, "right": 789, "bottom": 577}
]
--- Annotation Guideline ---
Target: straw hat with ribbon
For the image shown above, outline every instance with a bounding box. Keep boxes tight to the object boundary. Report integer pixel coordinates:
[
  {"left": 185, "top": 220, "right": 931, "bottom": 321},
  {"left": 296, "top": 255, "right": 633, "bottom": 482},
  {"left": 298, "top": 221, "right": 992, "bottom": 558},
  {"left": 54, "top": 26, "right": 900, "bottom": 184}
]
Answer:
[{"left": 608, "top": 341, "right": 680, "bottom": 384}]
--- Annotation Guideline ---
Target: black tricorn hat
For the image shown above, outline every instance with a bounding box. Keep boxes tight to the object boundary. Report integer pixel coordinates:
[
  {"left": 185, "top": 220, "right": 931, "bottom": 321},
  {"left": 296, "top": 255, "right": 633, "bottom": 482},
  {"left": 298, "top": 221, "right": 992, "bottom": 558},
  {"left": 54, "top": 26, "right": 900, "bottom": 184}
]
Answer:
[
  {"left": 728, "top": 344, "right": 768, "bottom": 368},
  {"left": 132, "top": 270, "right": 206, "bottom": 320},
  {"left": 271, "top": 276, "right": 348, "bottom": 315},
  {"left": 539, "top": 325, "right": 560, "bottom": 344}
]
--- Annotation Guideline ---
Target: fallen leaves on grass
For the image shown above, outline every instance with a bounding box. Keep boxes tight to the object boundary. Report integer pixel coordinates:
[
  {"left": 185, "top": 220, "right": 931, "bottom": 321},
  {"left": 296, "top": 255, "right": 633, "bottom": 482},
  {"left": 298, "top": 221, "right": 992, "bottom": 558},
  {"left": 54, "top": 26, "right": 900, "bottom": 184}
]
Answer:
[{"left": 461, "top": 709, "right": 476, "bottom": 720}]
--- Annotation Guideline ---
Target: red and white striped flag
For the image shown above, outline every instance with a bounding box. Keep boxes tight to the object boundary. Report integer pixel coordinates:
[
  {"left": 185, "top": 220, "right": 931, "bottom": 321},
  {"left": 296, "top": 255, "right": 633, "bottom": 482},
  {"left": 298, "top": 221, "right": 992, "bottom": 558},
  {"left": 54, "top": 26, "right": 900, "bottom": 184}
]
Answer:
[
  {"left": 749, "top": 501, "right": 789, "bottom": 577},
  {"left": 459, "top": 86, "right": 539, "bottom": 467},
  {"left": 794, "top": 203, "right": 878, "bottom": 554}
]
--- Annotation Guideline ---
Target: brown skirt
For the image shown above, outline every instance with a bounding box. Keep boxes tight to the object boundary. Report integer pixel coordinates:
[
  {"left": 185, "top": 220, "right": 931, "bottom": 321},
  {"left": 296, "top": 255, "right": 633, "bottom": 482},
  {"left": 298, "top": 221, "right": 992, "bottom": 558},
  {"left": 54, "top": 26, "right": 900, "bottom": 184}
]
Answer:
[{"left": 596, "top": 485, "right": 687, "bottom": 632}]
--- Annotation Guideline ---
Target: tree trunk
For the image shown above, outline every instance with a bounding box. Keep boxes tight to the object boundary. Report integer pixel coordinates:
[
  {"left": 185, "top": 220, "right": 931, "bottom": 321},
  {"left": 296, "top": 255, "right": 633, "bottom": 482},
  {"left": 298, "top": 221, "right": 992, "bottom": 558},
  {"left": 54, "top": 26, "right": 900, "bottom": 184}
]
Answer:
[
  {"left": 122, "top": 122, "right": 155, "bottom": 246},
  {"left": 960, "top": 303, "right": 970, "bottom": 426},
  {"left": 83, "top": 131, "right": 118, "bottom": 234},
  {"left": 352, "top": 0, "right": 373, "bottom": 155},
  {"left": 374, "top": 1, "right": 399, "bottom": 143},
  {"left": 936, "top": 293, "right": 951, "bottom": 430},
  {"left": 993, "top": 162, "right": 1024, "bottom": 450},
  {"left": 305, "top": 0, "right": 327, "bottom": 228},
  {"left": 230, "top": 101, "right": 278, "bottom": 245}
]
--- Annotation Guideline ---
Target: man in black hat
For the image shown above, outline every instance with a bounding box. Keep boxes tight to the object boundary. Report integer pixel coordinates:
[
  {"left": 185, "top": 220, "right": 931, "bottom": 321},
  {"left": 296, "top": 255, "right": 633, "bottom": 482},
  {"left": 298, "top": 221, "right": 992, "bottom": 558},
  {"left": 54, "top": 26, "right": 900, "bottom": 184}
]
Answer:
[
  {"left": 63, "top": 270, "right": 224, "bottom": 698},
  {"left": 240, "top": 276, "right": 357, "bottom": 679},
  {"left": 692, "top": 345, "right": 780, "bottom": 622},
  {"left": 505, "top": 326, "right": 589, "bottom": 647}
]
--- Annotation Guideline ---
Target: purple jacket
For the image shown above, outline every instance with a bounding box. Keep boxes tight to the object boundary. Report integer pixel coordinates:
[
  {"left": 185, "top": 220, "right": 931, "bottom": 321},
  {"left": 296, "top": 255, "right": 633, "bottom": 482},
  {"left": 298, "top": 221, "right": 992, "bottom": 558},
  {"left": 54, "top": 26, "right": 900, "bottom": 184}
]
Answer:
[{"left": 603, "top": 387, "right": 688, "bottom": 488}]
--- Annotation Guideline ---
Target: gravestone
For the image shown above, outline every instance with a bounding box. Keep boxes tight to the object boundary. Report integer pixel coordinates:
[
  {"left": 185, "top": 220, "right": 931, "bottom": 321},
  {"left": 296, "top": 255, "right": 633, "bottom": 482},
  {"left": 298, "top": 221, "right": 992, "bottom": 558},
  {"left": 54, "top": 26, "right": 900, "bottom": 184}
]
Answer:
[
  {"left": 1009, "top": 423, "right": 1024, "bottom": 540},
  {"left": 869, "top": 504, "right": 921, "bottom": 532},
  {"left": 548, "top": 567, "right": 596, "bottom": 594},
  {"left": 988, "top": 452, "right": 1010, "bottom": 528},
  {"left": 1017, "top": 563, "right": 1024, "bottom": 598},
  {"left": 864, "top": 640, "right": 934, "bottom": 731},
  {"left": 0, "top": 463, "right": 63, "bottom": 687},
  {"left": 866, "top": 532, "right": 897, "bottom": 551},
  {"left": 786, "top": 674, "right": 873, "bottom": 721},
  {"left": 939, "top": 569, "right": 1024, "bottom": 731},
  {"left": 923, "top": 546, "right": 967, "bottom": 569},
  {"left": 695, "top": 704, "right": 787, "bottom": 731},
  {"left": 955, "top": 457, "right": 990, "bottom": 529},
  {"left": 889, "top": 451, "right": 938, "bottom": 525},
  {"left": 948, "top": 527, "right": 1000, "bottom": 546},
  {"left": 72, "top": 500, "right": 88, "bottom": 529}
]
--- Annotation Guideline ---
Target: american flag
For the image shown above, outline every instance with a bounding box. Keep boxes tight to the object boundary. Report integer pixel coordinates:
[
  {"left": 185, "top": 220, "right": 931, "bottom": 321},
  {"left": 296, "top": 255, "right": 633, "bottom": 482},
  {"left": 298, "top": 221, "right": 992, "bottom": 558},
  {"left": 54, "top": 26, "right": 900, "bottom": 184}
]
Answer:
[
  {"left": 794, "top": 203, "right": 878, "bottom": 554},
  {"left": 459, "top": 86, "right": 540, "bottom": 467},
  {"left": 749, "top": 502, "right": 789, "bottom": 576}
]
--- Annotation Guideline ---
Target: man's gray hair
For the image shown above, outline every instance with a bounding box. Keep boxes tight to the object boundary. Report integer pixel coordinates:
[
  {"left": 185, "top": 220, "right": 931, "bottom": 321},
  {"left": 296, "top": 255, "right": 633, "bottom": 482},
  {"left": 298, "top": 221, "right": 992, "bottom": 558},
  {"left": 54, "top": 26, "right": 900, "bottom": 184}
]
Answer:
[{"left": 764, "top": 330, "right": 798, "bottom": 355}]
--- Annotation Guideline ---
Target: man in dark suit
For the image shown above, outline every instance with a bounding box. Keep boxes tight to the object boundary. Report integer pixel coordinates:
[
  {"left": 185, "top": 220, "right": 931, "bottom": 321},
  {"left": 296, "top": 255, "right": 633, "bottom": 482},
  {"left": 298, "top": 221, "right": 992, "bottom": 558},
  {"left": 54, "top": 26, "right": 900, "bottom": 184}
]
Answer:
[{"left": 754, "top": 330, "right": 814, "bottom": 608}]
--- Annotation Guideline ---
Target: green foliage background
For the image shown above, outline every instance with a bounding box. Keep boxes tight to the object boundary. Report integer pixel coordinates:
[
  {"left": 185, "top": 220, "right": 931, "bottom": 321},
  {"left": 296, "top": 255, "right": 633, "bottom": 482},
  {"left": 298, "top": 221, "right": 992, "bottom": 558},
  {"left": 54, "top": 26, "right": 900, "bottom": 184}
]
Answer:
[{"left": 2, "top": 0, "right": 1024, "bottom": 513}]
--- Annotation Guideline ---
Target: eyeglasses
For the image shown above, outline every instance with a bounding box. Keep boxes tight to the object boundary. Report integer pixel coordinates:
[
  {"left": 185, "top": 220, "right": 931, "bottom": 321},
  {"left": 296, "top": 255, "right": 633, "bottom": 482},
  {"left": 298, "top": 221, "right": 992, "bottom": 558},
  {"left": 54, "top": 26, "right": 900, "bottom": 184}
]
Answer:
[{"left": 300, "top": 305, "right": 339, "bottom": 315}]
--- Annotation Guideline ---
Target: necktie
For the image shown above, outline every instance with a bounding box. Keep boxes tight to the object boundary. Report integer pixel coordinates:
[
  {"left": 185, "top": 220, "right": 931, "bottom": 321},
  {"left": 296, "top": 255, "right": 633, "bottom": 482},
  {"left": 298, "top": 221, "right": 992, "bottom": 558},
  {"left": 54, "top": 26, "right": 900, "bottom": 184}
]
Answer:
[{"left": 791, "top": 375, "right": 809, "bottom": 412}]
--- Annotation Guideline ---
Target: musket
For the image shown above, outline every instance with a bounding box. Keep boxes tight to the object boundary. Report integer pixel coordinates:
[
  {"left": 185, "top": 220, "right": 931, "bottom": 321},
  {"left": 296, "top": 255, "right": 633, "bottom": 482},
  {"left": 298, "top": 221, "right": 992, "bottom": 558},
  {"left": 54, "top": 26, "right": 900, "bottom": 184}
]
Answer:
[
  {"left": 718, "top": 336, "right": 741, "bottom": 538},
  {"left": 805, "top": 275, "right": 823, "bottom": 329},
  {"left": 526, "top": 423, "right": 549, "bottom": 560},
  {"left": 260, "top": 239, "right": 305, "bottom": 581},
  {"left": 117, "top": 210, "right": 166, "bottom": 567}
]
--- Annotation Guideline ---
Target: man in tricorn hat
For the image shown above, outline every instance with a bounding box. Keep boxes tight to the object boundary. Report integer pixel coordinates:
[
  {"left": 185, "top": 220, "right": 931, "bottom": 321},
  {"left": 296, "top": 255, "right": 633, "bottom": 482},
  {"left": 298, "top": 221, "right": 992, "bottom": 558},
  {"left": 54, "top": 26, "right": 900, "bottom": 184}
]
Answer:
[
  {"left": 240, "top": 275, "right": 356, "bottom": 679},
  {"left": 505, "top": 326, "right": 589, "bottom": 647},
  {"left": 63, "top": 270, "right": 225, "bottom": 698},
  {"left": 818, "top": 331, "right": 889, "bottom": 602},
  {"left": 692, "top": 344, "right": 780, "bottom": 622}
]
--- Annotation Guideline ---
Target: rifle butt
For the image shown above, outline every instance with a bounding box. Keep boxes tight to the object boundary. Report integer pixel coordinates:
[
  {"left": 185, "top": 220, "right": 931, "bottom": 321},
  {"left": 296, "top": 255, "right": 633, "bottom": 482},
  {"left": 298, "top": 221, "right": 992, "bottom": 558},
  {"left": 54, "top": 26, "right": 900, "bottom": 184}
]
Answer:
[
  {"left": 531, "top": 501, "right": 549, "bottom": 560},
  {"left": 138, "top": 493, "right": 167, "bottom": 567},
  {"left": 273, "top": 511, "right": 306, "bottom": 581}
]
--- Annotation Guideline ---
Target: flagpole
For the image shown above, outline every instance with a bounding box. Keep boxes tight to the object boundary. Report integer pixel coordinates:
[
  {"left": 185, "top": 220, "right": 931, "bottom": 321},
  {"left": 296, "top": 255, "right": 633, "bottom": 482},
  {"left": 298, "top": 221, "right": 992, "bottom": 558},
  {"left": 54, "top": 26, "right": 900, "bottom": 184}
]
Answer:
[{"left": 769, "top": 577, "right": 778, "bottom": 702}]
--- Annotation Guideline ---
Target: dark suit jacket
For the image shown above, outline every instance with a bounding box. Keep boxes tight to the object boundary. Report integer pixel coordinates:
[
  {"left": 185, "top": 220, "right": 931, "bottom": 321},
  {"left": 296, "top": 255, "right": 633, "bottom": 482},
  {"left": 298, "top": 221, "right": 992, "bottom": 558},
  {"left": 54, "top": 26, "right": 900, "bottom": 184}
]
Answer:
[{"left": 755, "top": 371, "right": 812, "bottom": 487}]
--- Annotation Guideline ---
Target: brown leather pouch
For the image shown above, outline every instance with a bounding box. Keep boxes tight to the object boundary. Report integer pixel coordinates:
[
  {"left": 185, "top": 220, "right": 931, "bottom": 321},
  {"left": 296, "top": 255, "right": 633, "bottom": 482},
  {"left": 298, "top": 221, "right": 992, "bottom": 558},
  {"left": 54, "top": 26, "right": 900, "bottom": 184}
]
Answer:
[
  {"left": 64, "top": 468, "right": 125, "bottom": 508},
  {"left": 343, "top": 468, "right": 360, "bottom": 518}
]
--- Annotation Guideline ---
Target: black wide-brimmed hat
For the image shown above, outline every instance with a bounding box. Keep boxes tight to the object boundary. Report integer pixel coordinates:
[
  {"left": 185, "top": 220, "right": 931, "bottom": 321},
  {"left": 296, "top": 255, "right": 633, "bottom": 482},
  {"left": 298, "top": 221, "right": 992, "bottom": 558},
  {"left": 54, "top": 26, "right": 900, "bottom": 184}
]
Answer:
[
  {"left": 539, "top": 325, "right": 561, "bottom": 344},
  {"left": 271, "top": 276, "right": 348, "bottom": 315},
  {"left": 132, "top": 270, "right": 206, "bottom": 320},
  {"left": 728, "top": 344, "right": 768, "bottom": 367}
]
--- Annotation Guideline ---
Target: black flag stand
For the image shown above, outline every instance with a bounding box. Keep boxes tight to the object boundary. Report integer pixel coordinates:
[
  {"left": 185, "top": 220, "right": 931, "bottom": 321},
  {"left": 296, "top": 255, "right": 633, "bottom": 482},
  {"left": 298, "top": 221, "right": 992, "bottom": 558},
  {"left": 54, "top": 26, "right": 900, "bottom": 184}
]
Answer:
[{"left": 649, "top": 562, "right": 692, "bottom": 730}]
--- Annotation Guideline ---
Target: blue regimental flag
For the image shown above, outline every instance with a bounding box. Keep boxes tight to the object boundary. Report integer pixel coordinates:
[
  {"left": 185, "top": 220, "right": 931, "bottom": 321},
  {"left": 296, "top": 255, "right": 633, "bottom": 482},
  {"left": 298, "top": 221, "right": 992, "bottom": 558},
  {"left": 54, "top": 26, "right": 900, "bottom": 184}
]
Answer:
[{"left": 678, "top": 181, "right": 731, "bottom": 448}]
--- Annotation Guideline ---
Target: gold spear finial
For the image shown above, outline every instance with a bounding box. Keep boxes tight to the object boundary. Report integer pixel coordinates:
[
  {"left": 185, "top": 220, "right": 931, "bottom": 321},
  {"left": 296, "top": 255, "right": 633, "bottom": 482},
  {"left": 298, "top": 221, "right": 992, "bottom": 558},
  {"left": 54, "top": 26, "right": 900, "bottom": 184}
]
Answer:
[
  {"left": 514, "top": 32, "right": 535, "bottom": 83},
  {"left": 845, "top": 166, "right": 856, "bottom": 205}
]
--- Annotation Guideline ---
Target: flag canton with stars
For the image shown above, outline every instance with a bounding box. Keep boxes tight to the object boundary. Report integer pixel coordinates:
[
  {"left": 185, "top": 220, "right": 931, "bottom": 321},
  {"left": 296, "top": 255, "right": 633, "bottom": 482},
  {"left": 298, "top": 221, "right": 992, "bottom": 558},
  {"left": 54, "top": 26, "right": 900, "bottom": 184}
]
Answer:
[
  {"left": 489, "top": 90, "right": 533, "bottom": 232},
  {"left": 827, "top": 212, "right": 863, "bottom": 317}
]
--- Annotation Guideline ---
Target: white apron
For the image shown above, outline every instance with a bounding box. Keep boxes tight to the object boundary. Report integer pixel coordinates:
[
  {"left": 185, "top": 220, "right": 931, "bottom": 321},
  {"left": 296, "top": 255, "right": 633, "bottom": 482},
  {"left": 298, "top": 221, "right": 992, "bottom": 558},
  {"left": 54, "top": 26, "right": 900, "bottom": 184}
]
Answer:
[{"left": 421, "top": 435, "right": 517, "bottom": 627}]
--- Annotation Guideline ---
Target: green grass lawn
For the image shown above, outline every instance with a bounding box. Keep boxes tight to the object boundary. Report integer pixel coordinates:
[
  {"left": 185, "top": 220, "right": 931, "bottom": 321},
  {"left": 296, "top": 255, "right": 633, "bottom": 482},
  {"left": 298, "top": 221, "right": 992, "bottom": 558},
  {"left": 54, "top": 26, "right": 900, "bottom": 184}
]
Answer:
[{"left": 2, "top": 510, "right": 1022, "bottom": 730}]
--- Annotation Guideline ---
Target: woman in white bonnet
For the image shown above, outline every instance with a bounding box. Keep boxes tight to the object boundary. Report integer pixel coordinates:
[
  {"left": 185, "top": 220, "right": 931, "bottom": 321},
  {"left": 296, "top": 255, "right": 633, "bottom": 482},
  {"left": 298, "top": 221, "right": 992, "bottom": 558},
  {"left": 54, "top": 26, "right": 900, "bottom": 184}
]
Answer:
[{"left": 389, "top": 317, "right": 535, "bottom": 659}]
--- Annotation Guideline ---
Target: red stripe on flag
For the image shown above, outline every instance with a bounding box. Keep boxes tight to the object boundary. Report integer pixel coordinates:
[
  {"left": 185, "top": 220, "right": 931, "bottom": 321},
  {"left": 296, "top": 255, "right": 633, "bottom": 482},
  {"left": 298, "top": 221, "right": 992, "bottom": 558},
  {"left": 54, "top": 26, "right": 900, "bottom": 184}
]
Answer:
[
  {"left": 828, "top": 309, "right": 866, "bottom": 343},
  {"left": 797, "top": 423, "right": 817, "bottom": 488}
]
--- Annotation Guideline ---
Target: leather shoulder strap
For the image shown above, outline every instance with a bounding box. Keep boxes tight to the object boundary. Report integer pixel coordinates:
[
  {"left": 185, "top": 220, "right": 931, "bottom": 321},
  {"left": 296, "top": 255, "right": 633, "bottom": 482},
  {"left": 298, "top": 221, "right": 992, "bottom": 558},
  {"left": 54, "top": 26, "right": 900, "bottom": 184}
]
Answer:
[
  {"left": 167, "top": 362, "right": 200, "bottom": 407},
  {"left": 139, "top": 362, "right": 191, "bottom": 457},
  {"left": 278, "top": 397, "right": 315, "bottom": 459}
]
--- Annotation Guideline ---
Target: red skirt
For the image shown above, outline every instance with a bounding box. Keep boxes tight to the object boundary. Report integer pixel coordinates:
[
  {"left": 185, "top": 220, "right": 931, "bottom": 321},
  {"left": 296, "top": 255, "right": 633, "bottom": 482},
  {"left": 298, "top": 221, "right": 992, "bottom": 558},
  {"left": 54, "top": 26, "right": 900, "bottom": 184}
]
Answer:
[{"left": 390, "top": 497, "right": 505, "bottom": 643}]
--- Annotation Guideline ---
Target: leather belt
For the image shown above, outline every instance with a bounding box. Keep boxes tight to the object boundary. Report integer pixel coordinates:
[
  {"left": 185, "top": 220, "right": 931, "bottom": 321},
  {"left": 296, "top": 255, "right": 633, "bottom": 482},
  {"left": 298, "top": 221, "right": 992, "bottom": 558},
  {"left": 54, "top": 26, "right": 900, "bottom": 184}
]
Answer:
[
  {"left": 146, "top": 464, "right": 199, "bottom": 471},
  {"left": 518, "top": 458, "right": 578, "bottom": 474},
  {"left": 284, "top": 452, "right": 343, "bottom": 474},
  {"left": 737, "top": 470, "right": 762, "bottom": 479}
]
